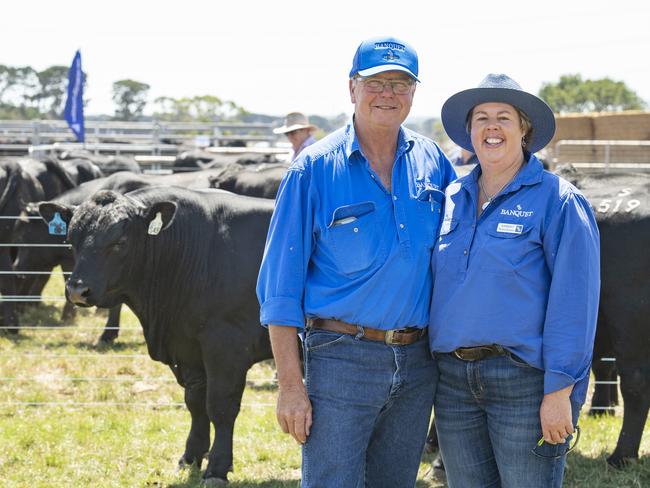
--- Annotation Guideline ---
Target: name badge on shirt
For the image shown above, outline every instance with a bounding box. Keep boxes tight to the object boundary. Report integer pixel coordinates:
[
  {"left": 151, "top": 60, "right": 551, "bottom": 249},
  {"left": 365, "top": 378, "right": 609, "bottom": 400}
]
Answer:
[{"left": 496, "top": 222, "right": 524, "bottom": 234}]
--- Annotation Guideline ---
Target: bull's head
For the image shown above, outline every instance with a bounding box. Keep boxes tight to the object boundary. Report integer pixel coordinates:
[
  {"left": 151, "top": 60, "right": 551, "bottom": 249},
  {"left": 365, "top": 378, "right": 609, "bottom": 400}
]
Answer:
[{"left": 38, "top": 191, "right": 177, "bottom": 308}]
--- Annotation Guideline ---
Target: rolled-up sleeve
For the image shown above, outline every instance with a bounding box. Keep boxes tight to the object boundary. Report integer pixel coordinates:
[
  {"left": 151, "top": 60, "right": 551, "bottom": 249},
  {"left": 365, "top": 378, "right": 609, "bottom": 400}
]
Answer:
[
  {"left": 542, "top": 192, "right": 600, "bottom": 398},
  {"left": 257, "top": 167, "right": 314, "bottom": 329}
]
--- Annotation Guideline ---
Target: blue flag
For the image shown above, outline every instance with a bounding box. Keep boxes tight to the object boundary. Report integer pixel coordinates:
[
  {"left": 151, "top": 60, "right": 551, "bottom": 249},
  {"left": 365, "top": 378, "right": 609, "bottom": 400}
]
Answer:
[{"left": 64, "top": 50, "right": 85, "bottom": 143}]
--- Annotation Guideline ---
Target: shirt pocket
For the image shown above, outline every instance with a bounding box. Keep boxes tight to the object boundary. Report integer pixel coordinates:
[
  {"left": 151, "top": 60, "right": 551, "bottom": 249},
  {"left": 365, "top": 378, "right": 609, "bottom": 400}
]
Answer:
[
  {"left": 415, "top": 188, "right": 443, "bottom": 249},
  {"left": 480, "top": 224, "right": 534, "bottom": 275},
  {"left": 325, "top": 201, "right": 386, "bottom": 275}
]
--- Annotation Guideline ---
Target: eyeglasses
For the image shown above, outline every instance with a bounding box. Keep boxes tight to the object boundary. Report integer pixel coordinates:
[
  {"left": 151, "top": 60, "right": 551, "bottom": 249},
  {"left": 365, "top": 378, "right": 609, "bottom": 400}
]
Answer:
[
  {"left": 355, "top": 76, "right": 415, "bottom": 95},
  {"left": 531, "top": 425, "right": 581, "bottom": 459}
]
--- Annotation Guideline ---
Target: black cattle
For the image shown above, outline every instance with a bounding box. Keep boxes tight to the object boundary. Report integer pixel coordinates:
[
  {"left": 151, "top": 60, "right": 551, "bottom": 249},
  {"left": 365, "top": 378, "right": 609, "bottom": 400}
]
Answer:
[
  {"left": 58, "top": 150, "right": 142, "bottom": 175},
  {"left": 564, "top": 169, "right": 650, "bottom": 467},
  {"left": 173, "top": 150, "right": 222, "bottom": 171},
  {"left": 14, "top": 169, "right": 231, "bottom": 342},
  {"left": 19, "top": 157, "right": 82, "bottom": 199},
  {"left": 173, "top": 149, "right": 282, "bottom": 172},
  {"left": 60, "top": 158, "right": 105, "bottom": 184},
  {"left": 0, "top": 159, "right": 44, "bottom": 331},
  {"left": 12, "top": 173, "right": 149, "bottom": 339},
  {"left": 12, "top": 157, "right": 104, "bottom": 318},
  {"left": 39, "top": 187, "right": 274, "bottom": 483},
  {"left": 209, "top": 163, "right": 286, "bottom": 199}
]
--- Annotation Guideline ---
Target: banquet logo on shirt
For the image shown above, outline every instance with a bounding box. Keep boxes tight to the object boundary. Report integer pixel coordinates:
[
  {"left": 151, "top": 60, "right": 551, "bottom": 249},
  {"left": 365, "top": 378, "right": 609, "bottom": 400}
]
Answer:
[
  {"left": 500, "top": 204, "right": 534, "bottom": 217},
  {"left": 414, "top": 180, "right": 439, "bottom": 192}
]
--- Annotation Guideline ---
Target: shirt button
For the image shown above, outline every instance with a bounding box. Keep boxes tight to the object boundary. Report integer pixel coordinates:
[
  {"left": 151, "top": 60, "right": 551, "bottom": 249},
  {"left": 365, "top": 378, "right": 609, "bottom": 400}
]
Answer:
[
  {"left": 399, "top": 223, "right": 405, "bottom": 229},
  {"left": 371, "top": 175, "right": 375, "bottom": 179},
  {"left": 463, "top": 249, "right": 468, "bottom": 255},
  {"left": 353, "top": 227, "right": 359, "bottom": 233},
  {"left": 393, "top": 195, "right": 398, "bottom": 201}
]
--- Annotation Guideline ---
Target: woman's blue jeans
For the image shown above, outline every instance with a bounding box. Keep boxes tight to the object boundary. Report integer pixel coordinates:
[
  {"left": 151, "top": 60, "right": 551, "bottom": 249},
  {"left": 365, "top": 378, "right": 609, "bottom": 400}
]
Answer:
[
  {"left": 301, "top": 329, "right": 437, "bottom": 488},
  {"left": 434, "top": 353, "right": 581, "bottom": 488}
]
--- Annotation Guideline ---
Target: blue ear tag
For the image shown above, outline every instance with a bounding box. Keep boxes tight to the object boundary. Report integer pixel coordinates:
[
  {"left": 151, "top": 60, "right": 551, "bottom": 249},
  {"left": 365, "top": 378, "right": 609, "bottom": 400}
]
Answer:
[{"left": 48, "top": 212, "right": 67, "bottom": 236}]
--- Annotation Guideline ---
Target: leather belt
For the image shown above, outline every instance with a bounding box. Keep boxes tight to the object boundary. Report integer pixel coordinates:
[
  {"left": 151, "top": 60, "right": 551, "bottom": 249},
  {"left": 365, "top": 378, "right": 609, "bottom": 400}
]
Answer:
[
  {"left": 453, "top": 344, "right": 506, "bottom": 361},
  {"left": 311, "top": 318, "right": 426, "bottom": 346}
]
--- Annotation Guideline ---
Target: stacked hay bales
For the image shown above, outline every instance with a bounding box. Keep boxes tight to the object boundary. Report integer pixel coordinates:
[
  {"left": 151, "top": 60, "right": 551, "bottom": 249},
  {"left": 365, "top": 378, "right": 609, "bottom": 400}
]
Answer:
[{"left": 547, "top": 111, "right": 650, "bottom": 167}]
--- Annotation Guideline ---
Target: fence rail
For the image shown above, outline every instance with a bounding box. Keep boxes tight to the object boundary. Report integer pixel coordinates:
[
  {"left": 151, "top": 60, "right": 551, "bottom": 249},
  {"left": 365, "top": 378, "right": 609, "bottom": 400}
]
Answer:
[{"left": 0, "top": 119, "right": 281, "bottom": 148}]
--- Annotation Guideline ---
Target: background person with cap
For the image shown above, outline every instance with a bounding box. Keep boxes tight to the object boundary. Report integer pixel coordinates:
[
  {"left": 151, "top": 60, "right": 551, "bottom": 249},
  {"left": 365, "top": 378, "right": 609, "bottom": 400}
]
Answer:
[
  {"left": 429, "top": 74, "right": 600, "bottom": 487},
  {"left": 273, "top": 112, "right": 318, "bottom": 161},
  {"left": 257, "top": 36, "right": 455, "bottom": 487}
]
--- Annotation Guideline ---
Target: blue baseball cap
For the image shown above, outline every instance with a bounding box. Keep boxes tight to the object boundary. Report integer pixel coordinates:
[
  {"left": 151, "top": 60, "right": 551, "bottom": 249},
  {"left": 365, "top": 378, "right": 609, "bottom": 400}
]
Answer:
[{"left": 349, "top": 36, "right": 419, "bottom": 81}]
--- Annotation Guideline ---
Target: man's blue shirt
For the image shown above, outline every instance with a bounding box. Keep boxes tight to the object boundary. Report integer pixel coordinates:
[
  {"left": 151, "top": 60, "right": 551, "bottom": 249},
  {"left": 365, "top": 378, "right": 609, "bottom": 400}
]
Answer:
[
  {"left": 257, "top": 121, "right": 456, "bottom": 330},
  {"left": 429, "top": 155, "right": 600, "bottom": 403}
]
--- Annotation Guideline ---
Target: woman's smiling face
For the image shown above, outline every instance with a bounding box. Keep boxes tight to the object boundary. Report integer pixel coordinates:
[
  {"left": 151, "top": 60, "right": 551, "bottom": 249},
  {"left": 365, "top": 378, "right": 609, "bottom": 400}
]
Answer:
[{"left": 469, "top": 102, "right": 526, "bottom": 168}]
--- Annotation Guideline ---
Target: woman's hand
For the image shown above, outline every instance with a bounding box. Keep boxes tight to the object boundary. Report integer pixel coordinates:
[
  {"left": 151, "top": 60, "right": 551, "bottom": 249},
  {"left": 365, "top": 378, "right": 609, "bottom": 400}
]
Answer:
[{"left": 540, "top": 385, "right": 574, "bottom": 444}]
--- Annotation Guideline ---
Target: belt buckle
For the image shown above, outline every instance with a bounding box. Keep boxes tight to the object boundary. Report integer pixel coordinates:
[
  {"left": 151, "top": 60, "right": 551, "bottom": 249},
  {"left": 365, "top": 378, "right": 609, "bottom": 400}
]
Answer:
[{"left": 384, "top": 329, "right": 397, "bottom": 345}]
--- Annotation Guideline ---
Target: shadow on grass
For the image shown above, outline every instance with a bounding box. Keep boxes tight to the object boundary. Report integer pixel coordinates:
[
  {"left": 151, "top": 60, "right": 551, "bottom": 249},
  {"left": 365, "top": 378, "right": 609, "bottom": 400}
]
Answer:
[
  {"left": 164, "top": 471, "right": 299, "bottom": 488},
  {"left": 564, "top": 451, "right": 650, "bottom": 488},
  {"left": 162, "top": 451, "right": 441, "bottom": 487},
  {"left": 165, "top": 476, "right": 441, "bottom": 487}
]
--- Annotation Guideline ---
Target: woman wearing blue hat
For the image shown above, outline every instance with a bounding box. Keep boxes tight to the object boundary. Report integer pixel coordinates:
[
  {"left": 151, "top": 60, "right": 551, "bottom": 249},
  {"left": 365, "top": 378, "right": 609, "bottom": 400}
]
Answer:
[{"left": 429, "top": 74, "right": 600, "bottom": 487}]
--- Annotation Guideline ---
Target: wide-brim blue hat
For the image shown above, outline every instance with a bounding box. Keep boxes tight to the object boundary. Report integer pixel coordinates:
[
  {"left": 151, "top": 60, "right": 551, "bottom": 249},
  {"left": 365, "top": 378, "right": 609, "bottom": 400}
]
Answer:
[
  {"left": 349, "top": 36, "right": 419, "bottom": 81},
  {"left": 441, "top": 73, "right": 556, "bottom": 153}
]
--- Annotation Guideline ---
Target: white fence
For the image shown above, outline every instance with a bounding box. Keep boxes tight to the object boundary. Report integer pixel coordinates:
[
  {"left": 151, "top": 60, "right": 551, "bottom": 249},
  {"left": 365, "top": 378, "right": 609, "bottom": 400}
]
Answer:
[{"left": 0, "top": 119, "right": 282, "bottom": 155}]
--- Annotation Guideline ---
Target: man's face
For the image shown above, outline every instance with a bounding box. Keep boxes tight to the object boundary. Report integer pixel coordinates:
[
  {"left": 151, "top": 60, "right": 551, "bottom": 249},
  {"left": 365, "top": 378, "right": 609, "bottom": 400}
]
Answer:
[
  {"left": 349, "top": 70, "right": 416, "bottom": 131},
  {"left": 286, "top": 128, "right": 310, "bottom": 147}
]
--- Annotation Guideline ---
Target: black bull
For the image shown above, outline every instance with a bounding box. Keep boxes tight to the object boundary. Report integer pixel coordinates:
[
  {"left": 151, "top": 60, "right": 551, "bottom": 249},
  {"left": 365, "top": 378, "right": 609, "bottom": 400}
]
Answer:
[
  {"left": 39, "top": 187, "right": 275, "bottom": 483},
  {"left": 567, "top": 170, "right": 650, "bottom": 467},
  {"left": 15, "top": 168, "right": 259, "bottom": 343}
]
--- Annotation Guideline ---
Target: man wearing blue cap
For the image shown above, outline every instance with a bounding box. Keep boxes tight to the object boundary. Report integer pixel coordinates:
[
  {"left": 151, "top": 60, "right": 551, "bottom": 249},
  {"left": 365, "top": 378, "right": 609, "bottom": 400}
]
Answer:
[{"left": 257, "top": 36, "right": 456, "bottom": 486}]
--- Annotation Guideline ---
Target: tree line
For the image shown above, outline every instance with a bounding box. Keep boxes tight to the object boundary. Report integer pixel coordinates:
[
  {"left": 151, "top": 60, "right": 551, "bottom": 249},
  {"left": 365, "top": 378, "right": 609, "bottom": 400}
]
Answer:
[
  {"left": 0, "top": 64, "right": 248, "bottom": 122},
  {"left": 0, "top": 63, "right": 646, "bottom": 121}
]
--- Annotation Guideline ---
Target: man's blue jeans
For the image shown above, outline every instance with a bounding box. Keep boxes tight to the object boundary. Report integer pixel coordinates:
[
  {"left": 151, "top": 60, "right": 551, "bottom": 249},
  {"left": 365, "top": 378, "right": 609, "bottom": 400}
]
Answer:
[
  {"left": 434, "top": 353, "right": 581, "bottom": 488},
  {"left": 301, "top": 329, "right": 437, "bottom": 488}
]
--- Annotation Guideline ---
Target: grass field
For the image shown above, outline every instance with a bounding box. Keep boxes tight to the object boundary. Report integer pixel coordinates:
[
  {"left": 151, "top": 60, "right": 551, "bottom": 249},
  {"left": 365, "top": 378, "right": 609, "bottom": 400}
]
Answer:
[{"left": 1, "top": 272, "right": 649, "bottom": 487}]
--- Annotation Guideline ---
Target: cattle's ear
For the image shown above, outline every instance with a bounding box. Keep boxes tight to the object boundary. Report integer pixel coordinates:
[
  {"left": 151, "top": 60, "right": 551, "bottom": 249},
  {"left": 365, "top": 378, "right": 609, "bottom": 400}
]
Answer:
[
  {"left": 38, "top": 202, "right": 75, "bottom": 236},
  {"left": 18, "top": 202, "right": 40, "bottom": 223},
  {"left": 144, "top": 201, "right": 177, "bottom": 236}
]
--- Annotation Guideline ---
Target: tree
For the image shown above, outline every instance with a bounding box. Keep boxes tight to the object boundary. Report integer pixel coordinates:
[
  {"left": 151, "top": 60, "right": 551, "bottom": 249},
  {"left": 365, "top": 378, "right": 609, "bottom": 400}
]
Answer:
[
  {"left": 33, "top": 65, "right": 70, "bottom": 118},
  {"left": 112, "top": 79, "right": 150, "bottom": 120},
  {"left": 0, "top": 65, "right": 41, "bottom": 118},
  {"left": 152, "top": 95, "right": 244, "bottom": 122},
  {"left": 539, "top": 74, "right": 645, "bottom": 113}
]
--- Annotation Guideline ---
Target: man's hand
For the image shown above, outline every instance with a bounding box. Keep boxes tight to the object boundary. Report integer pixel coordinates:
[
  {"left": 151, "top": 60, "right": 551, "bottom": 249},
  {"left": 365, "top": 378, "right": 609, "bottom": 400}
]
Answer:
[
  {"left": 276, "top": 383, "right": 312, "bottom": 444},
  {"left": 540, "top": 385, "right": 574, "bottom": 444},
  {"left": 269, "top": 324, "right": 312, "bottom": 444}
]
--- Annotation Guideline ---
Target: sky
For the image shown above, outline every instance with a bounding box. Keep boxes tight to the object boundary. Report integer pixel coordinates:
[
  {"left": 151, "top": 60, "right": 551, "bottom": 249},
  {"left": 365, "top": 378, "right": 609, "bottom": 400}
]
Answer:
[{"left": 3, "top": 0, "right": 650, "bottom": 120}]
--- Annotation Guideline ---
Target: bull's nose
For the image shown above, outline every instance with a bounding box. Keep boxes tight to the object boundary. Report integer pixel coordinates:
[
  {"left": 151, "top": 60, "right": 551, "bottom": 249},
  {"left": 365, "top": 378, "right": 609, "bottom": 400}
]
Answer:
[{"left": 66, "top": 279, "right": 91, "bottom": 306}]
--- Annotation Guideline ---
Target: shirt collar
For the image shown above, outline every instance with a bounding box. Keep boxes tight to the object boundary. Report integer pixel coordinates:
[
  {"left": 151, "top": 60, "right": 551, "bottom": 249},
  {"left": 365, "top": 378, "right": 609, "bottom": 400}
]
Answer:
[
  {"left": 345, "top": 117, "right": 415, "bottom": 164},
  {"left": 463, "top": 153, "right": 545, "bottom": 195}
]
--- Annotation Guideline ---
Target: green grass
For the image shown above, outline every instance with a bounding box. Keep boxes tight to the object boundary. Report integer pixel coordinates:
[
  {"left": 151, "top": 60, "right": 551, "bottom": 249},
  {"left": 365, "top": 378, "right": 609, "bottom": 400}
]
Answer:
[{"left": 1, "top": 271, "right": 649, "bottom": 487}]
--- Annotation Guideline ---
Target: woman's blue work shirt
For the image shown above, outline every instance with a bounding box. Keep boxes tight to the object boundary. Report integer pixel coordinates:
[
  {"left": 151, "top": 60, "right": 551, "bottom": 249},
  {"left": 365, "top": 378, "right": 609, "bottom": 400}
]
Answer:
[
  {"left": 257, "top": 122, "right": 456, "bottom": 331},
  {"left": 429, "top": 155, "right": 600, "bottom": 404}
]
